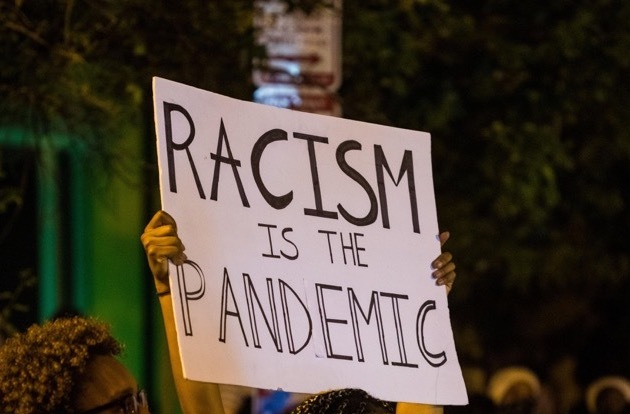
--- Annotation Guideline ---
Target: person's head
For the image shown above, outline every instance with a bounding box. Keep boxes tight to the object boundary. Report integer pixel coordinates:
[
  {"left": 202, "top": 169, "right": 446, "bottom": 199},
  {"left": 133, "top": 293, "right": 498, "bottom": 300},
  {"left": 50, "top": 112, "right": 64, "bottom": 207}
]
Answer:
[
  {"left": 445, "top": 393, "right": 496, "bottom": 414},
  {"left": 291, "top": 388, "right": 395, "bottom": 414},
  {"left": 487, "top": 366, "right": 540, "bottom": 414},
  {"left": 586, "top": 376, "right": 630, "bottom": 414},
  {"left": 0, "top": 315, "right": 149, "bottom": 414}
]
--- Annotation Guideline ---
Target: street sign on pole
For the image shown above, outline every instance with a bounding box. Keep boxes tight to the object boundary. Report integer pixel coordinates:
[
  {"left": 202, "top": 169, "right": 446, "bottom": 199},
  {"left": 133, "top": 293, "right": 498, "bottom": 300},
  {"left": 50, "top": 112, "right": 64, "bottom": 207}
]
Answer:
[{"left": 253, "top": 0, "right": 342, "bottom": 115}]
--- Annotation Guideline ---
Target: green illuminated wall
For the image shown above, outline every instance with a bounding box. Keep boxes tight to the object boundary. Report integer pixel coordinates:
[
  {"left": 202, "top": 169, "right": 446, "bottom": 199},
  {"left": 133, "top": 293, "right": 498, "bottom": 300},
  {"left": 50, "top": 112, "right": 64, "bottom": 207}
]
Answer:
[{"left": 0, "top": 125, "right": 180, "bottom": 413}]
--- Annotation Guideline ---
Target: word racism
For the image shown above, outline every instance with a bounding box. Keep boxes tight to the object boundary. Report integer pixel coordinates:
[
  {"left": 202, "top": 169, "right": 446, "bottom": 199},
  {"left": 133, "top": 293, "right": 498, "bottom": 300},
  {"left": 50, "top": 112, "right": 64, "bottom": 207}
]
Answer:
[
  {"left": 163, "top": 101, "right": 422, "bottom": 234},
  {"left": 175, "top": 258, "right": 447, "bottom": 371}
]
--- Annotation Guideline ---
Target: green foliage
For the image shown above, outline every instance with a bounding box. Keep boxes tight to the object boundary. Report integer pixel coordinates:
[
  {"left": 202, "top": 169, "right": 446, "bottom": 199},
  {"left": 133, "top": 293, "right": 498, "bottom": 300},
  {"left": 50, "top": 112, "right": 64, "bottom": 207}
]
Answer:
[
  {"left": 0, "top": 0, "right": 257, "bottom": 162},
  {"left": 0, "top": 268, "right": 36, "bottom": 342}
]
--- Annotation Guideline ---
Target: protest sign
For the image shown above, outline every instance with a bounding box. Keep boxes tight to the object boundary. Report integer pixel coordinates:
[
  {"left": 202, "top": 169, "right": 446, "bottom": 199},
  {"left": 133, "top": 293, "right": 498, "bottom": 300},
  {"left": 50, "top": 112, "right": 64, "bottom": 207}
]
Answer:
[{"left": 152, "top": 77, "right": 468, "bottom": 405}]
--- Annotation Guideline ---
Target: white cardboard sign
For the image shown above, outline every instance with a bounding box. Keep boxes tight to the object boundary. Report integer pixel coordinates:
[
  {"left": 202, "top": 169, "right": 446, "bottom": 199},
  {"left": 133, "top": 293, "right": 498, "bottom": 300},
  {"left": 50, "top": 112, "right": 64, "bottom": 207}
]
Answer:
[{"left": 152, "top": 77, "right": 468, "bottom": 405}]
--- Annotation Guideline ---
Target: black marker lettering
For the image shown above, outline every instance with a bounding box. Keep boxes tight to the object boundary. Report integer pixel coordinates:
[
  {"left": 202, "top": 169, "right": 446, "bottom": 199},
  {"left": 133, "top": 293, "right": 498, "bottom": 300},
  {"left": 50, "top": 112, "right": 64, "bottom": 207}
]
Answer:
[
  {"left": 210, "top": 119, "right": 250, "bottom": 207},
  {"left": 380, "top": 292, "right": 418, "bottom": 368},
  {"left": 243, "top": 274, "right": 282, "bottom": 352},
  {"left": 279, "top": 279, "right": 312, "bottom": 354},
  {"left": 293, "top": 132, "right": 338, "bottom": 219},
  {"left": 374, "top": 145, "right": 420, "bottom": 234},
  {"left": 219, "top": 268, "right": 249, "bottom": 346},
  {"left": 315, "top": 283, "right": 353, "bottom": 360},
  {"left": 251, "top": 129, "right": 293, "bottom": 209},
  {"left": 416, "top": 300, "right": 447, "bottom": 367},
  {"left": 176, "top": 260, "right": 206, "bottom": 336},
  {"left": 336, "top": 140, "right": 378, "bottom": 226},
  {"left": 163, "top": 102, "right": 206, "bottom": 198},
  {"left": 347, "top": 289, "right": 388, "bottom": 364}
]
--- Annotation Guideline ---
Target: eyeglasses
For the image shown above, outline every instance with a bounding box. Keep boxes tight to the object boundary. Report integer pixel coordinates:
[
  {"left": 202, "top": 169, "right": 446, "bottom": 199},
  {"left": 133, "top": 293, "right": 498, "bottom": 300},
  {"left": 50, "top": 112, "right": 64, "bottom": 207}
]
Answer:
[{"left": 80, "top": 389, "right": 149, "bottom": 414}]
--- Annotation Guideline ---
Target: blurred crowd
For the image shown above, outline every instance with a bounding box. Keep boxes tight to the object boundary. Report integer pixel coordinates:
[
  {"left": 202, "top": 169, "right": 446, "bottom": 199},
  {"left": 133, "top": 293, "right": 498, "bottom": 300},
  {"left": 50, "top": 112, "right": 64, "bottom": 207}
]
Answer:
[
  {"left": 216, "top": 363, "right": 630, "bottom": 414},
  {"left": 442, "top": 364, "right": 630, "bottom": 414}
]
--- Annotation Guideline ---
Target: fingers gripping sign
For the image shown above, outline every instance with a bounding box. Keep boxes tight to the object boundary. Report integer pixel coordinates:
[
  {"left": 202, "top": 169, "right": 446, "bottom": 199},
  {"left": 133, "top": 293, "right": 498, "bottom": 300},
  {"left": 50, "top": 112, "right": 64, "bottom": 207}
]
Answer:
[
  {"left": 142, "top": 210, "right": 206, "bottom": 336},
  {"left": 141, "top": 210, "right": 188, "bottom": 295},
  {"left": 431, "top": 231, "right": 456, "bottom": 294}
]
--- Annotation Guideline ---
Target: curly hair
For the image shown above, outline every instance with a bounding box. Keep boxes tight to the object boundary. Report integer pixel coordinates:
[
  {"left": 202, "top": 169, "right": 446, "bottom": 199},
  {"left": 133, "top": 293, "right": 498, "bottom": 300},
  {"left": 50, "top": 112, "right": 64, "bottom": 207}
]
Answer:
[
  {"left": 0, "top": 316, "right": 123, "bottom": 414},
  {"left": 291, "top": 388, "right": 396, "bottom": 414}
]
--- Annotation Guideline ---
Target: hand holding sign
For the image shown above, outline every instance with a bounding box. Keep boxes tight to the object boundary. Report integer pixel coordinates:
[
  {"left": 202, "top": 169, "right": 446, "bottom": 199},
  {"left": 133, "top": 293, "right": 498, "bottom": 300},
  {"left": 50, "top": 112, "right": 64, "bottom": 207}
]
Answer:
[
  {"left": 141, "top": 210, "right": 458, "bottom": 413},
  {"left": 432, "top": 232, "right": 456, "bottom": 294},
  {"left": 141, "top": 211, "right": 187, "bottom": 295}
]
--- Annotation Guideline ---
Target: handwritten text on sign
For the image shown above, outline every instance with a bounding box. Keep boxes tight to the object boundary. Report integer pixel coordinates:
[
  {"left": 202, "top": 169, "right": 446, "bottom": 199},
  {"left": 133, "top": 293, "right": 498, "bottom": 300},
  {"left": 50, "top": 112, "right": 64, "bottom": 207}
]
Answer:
[{"left": 152, "top": 77, "right": 467, "bottom": 405}]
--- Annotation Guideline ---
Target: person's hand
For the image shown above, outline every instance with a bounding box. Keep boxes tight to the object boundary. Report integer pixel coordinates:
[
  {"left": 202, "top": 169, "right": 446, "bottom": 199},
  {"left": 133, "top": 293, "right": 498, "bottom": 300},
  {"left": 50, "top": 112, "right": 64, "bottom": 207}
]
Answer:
[
  {"left": 140, "top": 210, "right": 187, "bottom": 295},
  {"left": 431, "top": 231, "right": 456, "bottom": 294}
]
